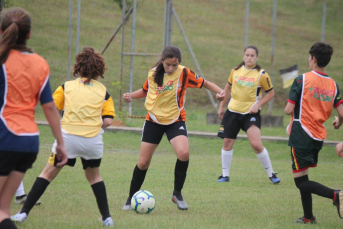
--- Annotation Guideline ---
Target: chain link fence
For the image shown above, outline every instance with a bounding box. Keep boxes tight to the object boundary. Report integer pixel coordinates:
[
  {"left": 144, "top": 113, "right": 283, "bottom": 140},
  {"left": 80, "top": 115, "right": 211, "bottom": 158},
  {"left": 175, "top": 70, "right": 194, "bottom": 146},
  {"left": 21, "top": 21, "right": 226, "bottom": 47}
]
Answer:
[{"left": 2, "top": 0, "right": 342, "bottom": 121}]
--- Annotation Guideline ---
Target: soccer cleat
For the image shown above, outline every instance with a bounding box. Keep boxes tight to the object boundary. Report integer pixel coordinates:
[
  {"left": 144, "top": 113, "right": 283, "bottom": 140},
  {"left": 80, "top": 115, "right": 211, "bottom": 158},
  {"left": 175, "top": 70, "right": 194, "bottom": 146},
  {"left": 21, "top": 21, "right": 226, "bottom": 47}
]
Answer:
[
  {"left": 269, "top": 173, "right": 280, "bottom": 184},
  {"left": 294, "top": 216, "right": 317, "bottom": 224},
  {"left": 121, "top": 197, "right": 132, "bottom": 211},
  {"left": 11, "top": 212, "right": 28, "bottom": 223},
  {"left": 15, "top": 195, "right": 41, "bottom": 205},
  {"left": 333, "top": 190, "right": 343, "bottom": 219},
  {"left": 217, "top": 175, "right": 229, "bottom": 182},
  {"left": 172, "top": 195, "right": 188, "bottom": 210},
  {"left": 102, "top": 217, "right": 114, "bottom": 227}
]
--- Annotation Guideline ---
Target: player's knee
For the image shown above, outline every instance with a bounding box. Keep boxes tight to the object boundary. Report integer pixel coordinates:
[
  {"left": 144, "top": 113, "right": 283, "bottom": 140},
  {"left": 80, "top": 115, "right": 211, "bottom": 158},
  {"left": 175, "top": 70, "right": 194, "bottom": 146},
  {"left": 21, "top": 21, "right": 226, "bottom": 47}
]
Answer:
[
  {"left": 251, "top": 144, "right": 263, "bottom": 153},
  {"left": 177, "top": 149, "right": 189, "bottom": 161},
  {"left": 137, "top": 160, "right": 151, "bottom": 170}
]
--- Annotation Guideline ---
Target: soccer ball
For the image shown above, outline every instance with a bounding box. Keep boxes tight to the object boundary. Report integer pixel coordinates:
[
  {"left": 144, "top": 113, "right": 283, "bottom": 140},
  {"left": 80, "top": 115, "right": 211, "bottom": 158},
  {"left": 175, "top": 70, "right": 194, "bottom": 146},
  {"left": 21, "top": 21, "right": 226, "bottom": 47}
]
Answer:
[{"left": 131, "top": 190, "right": 156, "bottom": 214}]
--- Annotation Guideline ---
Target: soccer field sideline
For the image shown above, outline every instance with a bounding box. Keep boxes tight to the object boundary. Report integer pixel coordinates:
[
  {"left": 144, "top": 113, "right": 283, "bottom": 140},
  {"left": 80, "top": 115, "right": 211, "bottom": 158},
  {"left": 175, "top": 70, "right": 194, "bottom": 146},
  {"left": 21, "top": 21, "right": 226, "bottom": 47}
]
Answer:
[{"left": 36, "top": 121, "right": 340, "bottom": 147}]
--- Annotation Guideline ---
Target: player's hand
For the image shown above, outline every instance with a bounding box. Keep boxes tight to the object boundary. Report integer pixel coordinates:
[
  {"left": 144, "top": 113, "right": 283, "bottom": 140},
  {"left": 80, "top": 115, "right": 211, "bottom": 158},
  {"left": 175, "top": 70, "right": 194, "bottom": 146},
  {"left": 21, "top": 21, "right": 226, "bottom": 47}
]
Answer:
[
  {"left": 332, "top": 116, "right": 341, "bottom": 129},
  {"left": 55, "top": 144, "right": 68, "bottom": 167},
  {"left": 249, "top": 104, "right": 259, "bottom": 114},
  {"left": 335, "top": 142, "right": 343, "bottom": 157},
  {"left": 218, "top": 107, "right": 225, "bottom": 120},
  {"left": 123, "top": 93, "right": 132, "bottom": 103},
  {"left": 216, "top": 90, "right": 225, "bottom": 101}
]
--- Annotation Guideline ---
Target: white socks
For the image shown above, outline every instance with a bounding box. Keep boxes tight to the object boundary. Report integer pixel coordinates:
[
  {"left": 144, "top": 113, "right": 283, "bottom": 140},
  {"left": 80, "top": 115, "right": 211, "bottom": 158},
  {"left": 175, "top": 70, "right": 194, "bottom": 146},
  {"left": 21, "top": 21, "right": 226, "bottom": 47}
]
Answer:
[
  {"left": 221, "top": 149, "right": 233, "bottom": 177},
  {"left": 256, "top": 148, "right": 274, "bottom": 177},
  {"left": 16, "top": 180, "right": 25, "bottom": 197}
]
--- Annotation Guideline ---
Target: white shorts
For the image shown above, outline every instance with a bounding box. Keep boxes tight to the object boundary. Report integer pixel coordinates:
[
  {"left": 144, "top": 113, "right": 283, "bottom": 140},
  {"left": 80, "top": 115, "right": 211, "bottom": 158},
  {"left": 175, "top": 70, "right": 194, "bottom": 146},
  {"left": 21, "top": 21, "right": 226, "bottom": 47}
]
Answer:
[{"left": 51, "top": 129, "right": 104, "bottom": 160}]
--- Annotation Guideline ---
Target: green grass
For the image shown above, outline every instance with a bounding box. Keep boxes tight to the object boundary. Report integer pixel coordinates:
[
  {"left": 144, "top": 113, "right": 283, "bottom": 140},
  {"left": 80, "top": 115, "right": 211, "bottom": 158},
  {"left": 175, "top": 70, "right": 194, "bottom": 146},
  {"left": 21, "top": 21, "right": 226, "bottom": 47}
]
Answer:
[
  {"left": 5, "top": 0, "right": 343, "bottom": 116},
  {"left": 12, "top": 125, "right": 343, "bottom": 228}
]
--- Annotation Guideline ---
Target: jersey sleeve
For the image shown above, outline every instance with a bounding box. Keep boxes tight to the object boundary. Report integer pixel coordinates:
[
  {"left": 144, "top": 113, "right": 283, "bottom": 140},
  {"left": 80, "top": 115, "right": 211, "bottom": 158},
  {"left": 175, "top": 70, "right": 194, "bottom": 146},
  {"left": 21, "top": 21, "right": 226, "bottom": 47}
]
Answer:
[
  {"left": 334, "top": 83, "right": 343, "bottom": 108},
  {"left": 259, "top": 71, "right": 273, "bottom": 92},
  {"left": 102, "top": 91, "right": 115, "bottom": 118},
  {"left": 185, "top": 68, "right": 204, "bottom": 89},
  {"left": 228, "top": 69, "right": 234, "bottom": 85},
  {"left": 52, "top": 85, "right": 65, "bottom": 110},
  {"left": 39, "top": 79, "right": 53, "bottom": 105},
  {"left": 142, "top": 77, "right": 149, "bottom": 92},
  {"left": 288, "top": 75, "right": 303, "bottom": 104}
]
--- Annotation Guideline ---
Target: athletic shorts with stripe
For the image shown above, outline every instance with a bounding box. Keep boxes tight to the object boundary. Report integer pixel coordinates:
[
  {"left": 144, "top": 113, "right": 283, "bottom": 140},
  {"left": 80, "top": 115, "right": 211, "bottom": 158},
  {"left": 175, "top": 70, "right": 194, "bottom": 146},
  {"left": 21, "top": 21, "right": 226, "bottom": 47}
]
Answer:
[
  {"left": 290, "top": 147, "right": 319, "bottom": 173},
  {"left": 142, "top": 120, "right": 188, "bottom": 144},
  {"left": 217, "top": 109, "right": 261, "bottom": 139}
]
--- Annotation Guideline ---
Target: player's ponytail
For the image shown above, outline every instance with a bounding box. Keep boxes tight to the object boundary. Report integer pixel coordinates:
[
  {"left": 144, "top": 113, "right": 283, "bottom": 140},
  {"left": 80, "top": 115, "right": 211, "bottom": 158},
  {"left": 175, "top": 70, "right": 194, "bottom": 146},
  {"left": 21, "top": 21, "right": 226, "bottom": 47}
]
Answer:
[
  {"left": 0, "top": 8, "right": 32, "bottom": 64},
  {"left": 152, "top": 45, "right": 182, "bottom": 86},
  {"left": 73, "top": 47, "right": 107, "bottom": 85}
]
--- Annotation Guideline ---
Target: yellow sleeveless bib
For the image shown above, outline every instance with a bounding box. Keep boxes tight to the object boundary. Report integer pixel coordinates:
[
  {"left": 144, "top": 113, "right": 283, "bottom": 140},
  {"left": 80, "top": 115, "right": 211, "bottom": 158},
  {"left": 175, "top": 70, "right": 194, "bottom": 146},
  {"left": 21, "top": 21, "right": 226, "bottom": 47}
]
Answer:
[{"left": 145, "top": 65, "right": 184, "bottom": 125}]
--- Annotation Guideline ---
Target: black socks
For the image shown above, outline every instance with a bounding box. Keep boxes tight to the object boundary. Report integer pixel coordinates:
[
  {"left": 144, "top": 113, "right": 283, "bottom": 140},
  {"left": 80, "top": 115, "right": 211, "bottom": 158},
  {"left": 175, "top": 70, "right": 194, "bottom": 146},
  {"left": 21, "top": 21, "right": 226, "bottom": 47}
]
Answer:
[
  {"left": 21, "top": 177, "right": 50, "bottom": 215},
  {"left": 91, "top": 181, "right": 110, "bottom": 220},
  {"left": 129, "top": 165, "right": 148, "bottom": 198},
  {"left": 174, "top": 159, "right": 189, "bottom": 194}
]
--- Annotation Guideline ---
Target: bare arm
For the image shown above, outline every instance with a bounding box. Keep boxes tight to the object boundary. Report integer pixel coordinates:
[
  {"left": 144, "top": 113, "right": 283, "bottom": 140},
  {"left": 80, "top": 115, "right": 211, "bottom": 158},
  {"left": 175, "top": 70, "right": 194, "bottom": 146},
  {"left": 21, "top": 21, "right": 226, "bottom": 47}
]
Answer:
[
  {"left": 102, "top": 117, "right": 113, "bottom": 129},
  {"left": 249, "top": 89, "right": 274, "bottom": 114},
  {"left": 203, "top": 80, "right": 225, "bottom": 101},
  {"left": 42, "top": 101, "right": 68, "bottom": 167},
  {"left": 285, "top": 102, "right": 295, "bottom": 115},
  {"left": 332, "top": 104, "right": 343, "bottom": 129},
  {"left": 123, "top": 88, "right": 147, "bottom": 103},
  {"left": 218, "top": 83, "right": 231, "bottom": 119}
]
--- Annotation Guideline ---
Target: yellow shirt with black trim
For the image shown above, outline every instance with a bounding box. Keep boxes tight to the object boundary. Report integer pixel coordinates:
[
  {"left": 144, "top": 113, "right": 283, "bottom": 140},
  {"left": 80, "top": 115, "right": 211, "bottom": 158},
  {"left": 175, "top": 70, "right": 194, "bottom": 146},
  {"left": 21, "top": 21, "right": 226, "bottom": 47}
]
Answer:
[
  {"left": 53, "top": 78, "right": 115, "bottom": 137},
  {"left": 228, "top": 66, "right": 273, "bottom": 114}
]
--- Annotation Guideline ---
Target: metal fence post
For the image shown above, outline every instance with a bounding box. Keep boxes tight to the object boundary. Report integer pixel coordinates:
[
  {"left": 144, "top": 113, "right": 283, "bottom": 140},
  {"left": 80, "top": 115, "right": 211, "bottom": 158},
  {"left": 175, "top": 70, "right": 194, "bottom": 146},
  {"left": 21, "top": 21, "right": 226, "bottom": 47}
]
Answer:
[
  {"left": 129, "top": 0, "right": 137, "bottom": 116},
  {"left": 244, "top": 0, "right": 250, "bottom": 47},
  {"left": 67, "top": 0, "right": 73, "bottom": 81},
  {"left": 268, "top": 0, "right": 277, "bottom": 115},
  {"left": 321, "top": 2, "right": 326, "bottom": 41},
  {"left": 164, "top": 0, "right": 173, "bottom": 48},
  {"left": 119, "top": 0, "right": 126, "bottom": 112},
  {"left": 76, "top": 0, "right": 81, "bottom": 55}
]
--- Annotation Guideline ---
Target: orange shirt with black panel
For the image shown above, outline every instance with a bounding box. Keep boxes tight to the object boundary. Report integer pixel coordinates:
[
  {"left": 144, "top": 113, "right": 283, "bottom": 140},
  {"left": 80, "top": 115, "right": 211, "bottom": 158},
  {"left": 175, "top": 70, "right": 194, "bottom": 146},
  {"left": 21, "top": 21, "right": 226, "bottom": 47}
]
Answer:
[
  {"left": 287, "top": 71, "right": 343, "bottom": 150},
  {"left": 143, "top": 65, "right": 204, "bottom": 125}
]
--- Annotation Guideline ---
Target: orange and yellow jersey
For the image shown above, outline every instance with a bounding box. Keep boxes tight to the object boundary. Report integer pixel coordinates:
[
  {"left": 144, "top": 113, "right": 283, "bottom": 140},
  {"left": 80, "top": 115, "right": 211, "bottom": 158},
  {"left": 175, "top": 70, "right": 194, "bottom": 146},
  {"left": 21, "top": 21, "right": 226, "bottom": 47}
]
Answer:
[
  {"left": 0, "top": 50, "right": 53, "bottom": 153},
  {"left": 143, "top": 65, "right": 204, "bottom": 124},
  {"left": 228, "top": 66, "right": 273, "bottom": 114},
  {"left": 287, "top": 71, "right": 342, "bottom": 149},
  {"left": 53, "top": 78, "right": 115, "bottom": 137}
]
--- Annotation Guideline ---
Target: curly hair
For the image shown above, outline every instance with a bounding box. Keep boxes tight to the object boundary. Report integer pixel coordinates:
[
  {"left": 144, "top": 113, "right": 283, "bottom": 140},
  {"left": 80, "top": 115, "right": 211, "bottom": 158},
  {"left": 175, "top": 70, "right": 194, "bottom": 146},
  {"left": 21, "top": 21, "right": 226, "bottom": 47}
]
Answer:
[{"left": 73, "top": 47, "right": 107, "bottom": 85}]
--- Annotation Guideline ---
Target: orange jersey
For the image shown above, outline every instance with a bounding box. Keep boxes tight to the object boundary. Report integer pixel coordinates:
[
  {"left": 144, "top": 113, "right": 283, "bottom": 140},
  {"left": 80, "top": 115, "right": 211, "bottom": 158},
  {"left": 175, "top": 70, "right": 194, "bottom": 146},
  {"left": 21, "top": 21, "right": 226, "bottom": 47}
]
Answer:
[
  {"left": 0, "top": 50, "right": 52, "bottom": 153},
  {"left": 142, "top": 67, "right": 204, "bottom": 122}
]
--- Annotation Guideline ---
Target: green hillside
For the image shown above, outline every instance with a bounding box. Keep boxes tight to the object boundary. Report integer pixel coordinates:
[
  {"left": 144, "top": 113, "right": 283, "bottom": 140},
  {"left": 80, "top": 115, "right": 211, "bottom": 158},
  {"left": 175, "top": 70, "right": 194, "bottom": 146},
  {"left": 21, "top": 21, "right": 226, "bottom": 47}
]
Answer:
[{"left": 3, "top": 0, "right": 343, "bottom": 116}]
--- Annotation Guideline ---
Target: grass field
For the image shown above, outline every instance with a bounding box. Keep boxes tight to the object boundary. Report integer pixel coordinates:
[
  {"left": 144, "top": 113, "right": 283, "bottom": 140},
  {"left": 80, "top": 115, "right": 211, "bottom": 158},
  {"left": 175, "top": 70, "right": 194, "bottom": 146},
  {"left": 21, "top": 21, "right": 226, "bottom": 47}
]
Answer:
[
  {"left": 4, "top": 0, "right": 343, "bottom": 115},
  {"left": 11, "top": 125, "right": 343, "bottom": 229}
]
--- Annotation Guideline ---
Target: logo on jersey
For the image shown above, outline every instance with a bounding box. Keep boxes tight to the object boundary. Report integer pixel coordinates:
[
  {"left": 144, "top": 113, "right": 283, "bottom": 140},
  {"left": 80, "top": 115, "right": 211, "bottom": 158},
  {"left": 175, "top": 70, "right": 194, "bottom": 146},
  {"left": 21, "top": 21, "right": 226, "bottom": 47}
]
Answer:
[
  {"left": 179, "top": 126, "right": 185, "bottom": 130},
  {"left": 234, "top": 76, "right": 255, "bottom": 87},
  {"left": 309, "top": 87, "right": 334, "bottom": 102},
  {"left": 250, "top": 117, "right": 256, "bottom": 122},
  {"left": 155, "top": 80, "right": 174, "bottom": 95}
]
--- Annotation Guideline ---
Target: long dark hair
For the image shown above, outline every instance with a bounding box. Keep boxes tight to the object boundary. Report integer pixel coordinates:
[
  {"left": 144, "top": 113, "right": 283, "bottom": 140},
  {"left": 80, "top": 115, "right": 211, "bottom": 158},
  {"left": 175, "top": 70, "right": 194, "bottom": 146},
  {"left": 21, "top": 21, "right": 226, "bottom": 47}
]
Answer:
[
  {"left": 0, "top": 7, "right": 32, "bottom": 64},
  {"left": 234, "top": 45, "right": 261, "bottom": 71},
  {"left": 153, "top": 45, "right": 182, "bottom": 86},
  {"left": 73, "top": 47, "right": 106, "bottom": 85}
]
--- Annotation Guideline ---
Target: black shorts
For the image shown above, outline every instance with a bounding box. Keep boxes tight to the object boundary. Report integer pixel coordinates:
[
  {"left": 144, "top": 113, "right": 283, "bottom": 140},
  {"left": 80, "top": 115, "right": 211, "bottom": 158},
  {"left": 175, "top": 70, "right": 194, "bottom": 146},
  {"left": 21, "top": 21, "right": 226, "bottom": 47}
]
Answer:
[
  {"left": 142, "top": 120, "right": 188, "bottom": 144},
  {"left": 48, "top": 153, "right": 101, "bottom": 170},
  {"left": 0, "top": 151, "right": 37, "bottom": 175},
  {"left": 291, "top": 147, "right": 319, "bottom": 173},
  {"left": 217, "top": 109, "right": 261, "bottom": 139}
]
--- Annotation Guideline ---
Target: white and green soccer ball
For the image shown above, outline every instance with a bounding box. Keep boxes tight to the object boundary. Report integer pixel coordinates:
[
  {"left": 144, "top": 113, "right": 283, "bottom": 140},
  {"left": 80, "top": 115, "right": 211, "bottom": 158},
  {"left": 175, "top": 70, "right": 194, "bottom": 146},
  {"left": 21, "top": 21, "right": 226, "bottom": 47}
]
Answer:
[{"left": 131, "top": 190, "right": 156, "bottom": 214}]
